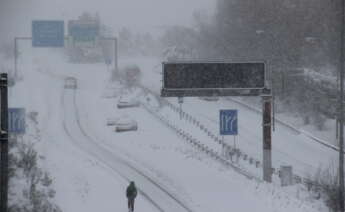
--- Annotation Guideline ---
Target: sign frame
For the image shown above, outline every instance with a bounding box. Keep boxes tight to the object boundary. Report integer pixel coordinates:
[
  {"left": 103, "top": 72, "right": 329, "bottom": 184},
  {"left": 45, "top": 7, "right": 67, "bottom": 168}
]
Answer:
[{"left": 161, "top": 61, "right": 268, "bottom": 97}]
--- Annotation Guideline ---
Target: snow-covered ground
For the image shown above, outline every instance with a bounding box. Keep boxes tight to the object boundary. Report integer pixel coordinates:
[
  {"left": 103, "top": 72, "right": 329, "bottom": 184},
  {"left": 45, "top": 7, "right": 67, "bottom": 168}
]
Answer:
[{"left": 7, "top": 45, "right": 328, "bottom": 211}]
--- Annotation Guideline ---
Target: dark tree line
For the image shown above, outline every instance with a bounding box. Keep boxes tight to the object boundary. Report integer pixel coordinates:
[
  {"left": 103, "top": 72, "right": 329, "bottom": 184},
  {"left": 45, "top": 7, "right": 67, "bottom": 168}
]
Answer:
[{"left": 200, "top": 0, "right": 341, "bottom": 74}]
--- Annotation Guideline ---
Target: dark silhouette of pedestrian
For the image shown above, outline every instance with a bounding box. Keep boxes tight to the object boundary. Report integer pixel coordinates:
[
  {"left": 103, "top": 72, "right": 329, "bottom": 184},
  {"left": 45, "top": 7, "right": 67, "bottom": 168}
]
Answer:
[{"left": 126, "top": 181, "right": 137, "bottom": 212}]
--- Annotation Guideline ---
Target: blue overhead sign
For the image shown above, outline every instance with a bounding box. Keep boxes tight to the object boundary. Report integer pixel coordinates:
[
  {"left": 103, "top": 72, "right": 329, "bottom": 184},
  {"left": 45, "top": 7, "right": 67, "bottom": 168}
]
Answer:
[
  {"left": 8, "top": 108, "right": 26, "bottom": 134},
  {"left": 32, "top": 20, "right": 64, "bottom": 47},
  {"left": 68, "top": 20, "right": 99, "bottom": 42},
  {"left": 220, "top": 110, "right": 238, "bottom": 135}
]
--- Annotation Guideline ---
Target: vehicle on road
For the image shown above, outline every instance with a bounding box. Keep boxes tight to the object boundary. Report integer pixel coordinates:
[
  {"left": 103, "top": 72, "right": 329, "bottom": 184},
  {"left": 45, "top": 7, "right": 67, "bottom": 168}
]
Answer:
[
  {"left": 114, "top": 116, "right": 138, "bottom": 132},
  {"left": 117, "top": 96, "right": 140, "bottom": 109},
  {"left": 64, "top": 77, "right": 77, "bottom": 89},
  {"left": 120, "top": 64, "right": 142, "bottom": 87},
  {"left": 199, "top": 96, "right": 219, "bottom": 101},
  {"left": 106, "top": 118, "right": 118, "bottom": 126}
]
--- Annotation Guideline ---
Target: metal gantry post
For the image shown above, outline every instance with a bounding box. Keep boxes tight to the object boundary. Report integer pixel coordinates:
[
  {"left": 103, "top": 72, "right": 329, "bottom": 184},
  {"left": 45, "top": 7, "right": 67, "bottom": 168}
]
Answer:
[
  {"left": 339, "top": 0, "right": 345, "bottom": 210},
  {"left": 97, "top": 37, "right": 118, "bottom": 81},
  {"left": 340, "top": 0, "right": 345, "bottom": 210},
  {"left": 0, "top": 73, "right": 8, "bottom": 212},
  {"left": 13, "top": 37, "right": 32, "bottom": 80},
  {"left": 262, "top": 95, "right": 272, "bottom": 182}
]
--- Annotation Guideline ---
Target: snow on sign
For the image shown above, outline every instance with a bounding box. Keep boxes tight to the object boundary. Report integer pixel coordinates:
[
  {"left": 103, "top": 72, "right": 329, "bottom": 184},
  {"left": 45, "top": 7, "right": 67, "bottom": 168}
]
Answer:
[
  {"left": 32, "top": 20, "right": 64, "bottom": 47},
  {"left": 8, "top": 108, "right": 25, "bottom": 134},
  {"left": 220, "top": 110, "right": 238, "bottom": 135},
  {"left": 161, "top": 62, "right": 266, "bottom": 97}
]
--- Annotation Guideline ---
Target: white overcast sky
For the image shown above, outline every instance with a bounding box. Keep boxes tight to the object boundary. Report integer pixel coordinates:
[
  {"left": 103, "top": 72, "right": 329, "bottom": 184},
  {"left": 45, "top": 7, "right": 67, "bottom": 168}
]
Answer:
[{"left": 0, "top": 0, "right": 215, "bottom": 44}]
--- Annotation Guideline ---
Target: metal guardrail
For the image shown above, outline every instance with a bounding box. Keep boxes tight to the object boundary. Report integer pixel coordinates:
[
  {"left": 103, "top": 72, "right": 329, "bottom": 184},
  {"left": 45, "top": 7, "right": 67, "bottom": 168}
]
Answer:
[
  {"left": 141, "top": 103, "right": 259, "bottom": 181},
  {"left": 139, "top": 85, "right": 324, "bottom": 198},
  {"left": 227, "top": 97, "right": 341, "bottom": 153}
]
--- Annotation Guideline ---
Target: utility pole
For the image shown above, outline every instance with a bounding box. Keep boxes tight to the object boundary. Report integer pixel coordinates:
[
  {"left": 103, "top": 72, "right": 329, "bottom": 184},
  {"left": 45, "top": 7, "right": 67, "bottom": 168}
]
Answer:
[
  {"left": 339, "top": 0, "right": 345, "bottom": 209},
  {"left": 0, "top": 73, "right": 8, "bottom": 212}
]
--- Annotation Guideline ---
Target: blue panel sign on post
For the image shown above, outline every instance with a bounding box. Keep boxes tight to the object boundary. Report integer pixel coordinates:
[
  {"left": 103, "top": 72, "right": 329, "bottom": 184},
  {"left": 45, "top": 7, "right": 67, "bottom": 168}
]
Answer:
[
  {"left": 32, "top": 20, "right": 64, "bottom": 47},
  {"left": 220, "top": 110, "right": 238, "bottom": 135},
  {"left": 8, "top": 108, "right": 25, "bottom": 134}
]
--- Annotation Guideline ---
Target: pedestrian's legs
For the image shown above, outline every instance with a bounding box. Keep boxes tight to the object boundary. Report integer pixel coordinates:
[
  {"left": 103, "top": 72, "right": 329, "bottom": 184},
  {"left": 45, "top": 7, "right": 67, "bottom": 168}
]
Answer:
[{"left": 128, "top": 199, "right": 134, "bottom": 212}]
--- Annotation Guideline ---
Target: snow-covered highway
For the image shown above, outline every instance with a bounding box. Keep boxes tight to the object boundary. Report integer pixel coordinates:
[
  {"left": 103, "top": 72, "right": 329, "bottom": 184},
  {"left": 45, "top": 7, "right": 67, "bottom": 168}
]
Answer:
[
  {"left": 8, "top": 48, "right": 327, "bottom": 211},
  {"left": 62, "top": 85, "right": 194, "bottom": 212}
]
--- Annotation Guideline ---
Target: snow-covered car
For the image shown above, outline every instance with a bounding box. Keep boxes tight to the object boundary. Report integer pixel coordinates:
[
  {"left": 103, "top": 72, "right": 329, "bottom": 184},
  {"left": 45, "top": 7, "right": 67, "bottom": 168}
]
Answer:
[
  {"left": 106, "top": 118, "right": 118, "bottom": 126},
  {"left": 117, "top": 96, "right": 140, "bottom": 109},
  {"left": 114, "top": 117, "right": 138, "bottom": 132},
  {"left": 64, "top": 77, "right": 77, "bottom": 89},
  {"left": 120, "top": 64, "right": 141, "bottom": 87},
  {"left": 199, "top": 96, "right": 219, "bottom": 101}
]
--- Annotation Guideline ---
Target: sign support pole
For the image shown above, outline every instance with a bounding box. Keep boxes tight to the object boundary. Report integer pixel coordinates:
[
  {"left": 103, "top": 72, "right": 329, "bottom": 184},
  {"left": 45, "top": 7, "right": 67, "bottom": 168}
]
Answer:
[
  {"left": 13, "top": 37, "right": 32, "bottom": 80},
  {"left": 339, "top": 0, "right": 345, "bottom": 209},
  {"left": 222, "top": 136, "right": 225, "bottom": 156},
  {"left": 178, "top": 97, "right": 183, "bottom": 120},
  {"left": 233, "top": 135, "right": 236, "bottom": 149},
  {"left": 0, "top": 74, "right": 8, "bottom": 212},
  {"left": 262, "top": 95, "right": 272, "bottom": 182},
  {"left": 101, "top": 37, "right": 118, "bottom": 81},
  {"left": 14, "top": 38, "right": 17, "bottom": 79},
  {"left": 114, "top": 37, "right": 118, "bottom": 78}
]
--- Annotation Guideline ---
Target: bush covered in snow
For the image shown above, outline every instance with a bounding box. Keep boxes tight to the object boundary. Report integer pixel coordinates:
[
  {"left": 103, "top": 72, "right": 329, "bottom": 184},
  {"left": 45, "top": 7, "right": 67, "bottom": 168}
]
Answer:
[
  {"left": 8, "top": 134, "right": 61, "bottom": 212},
  {"left": 312, "top": 165, "right": 341, "bottom": 212}
]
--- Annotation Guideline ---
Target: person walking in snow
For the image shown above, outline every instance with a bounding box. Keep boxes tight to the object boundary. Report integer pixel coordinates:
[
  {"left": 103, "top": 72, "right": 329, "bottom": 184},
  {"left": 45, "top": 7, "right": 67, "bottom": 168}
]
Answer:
[{"left": 126, "top": 181, "right": 138, "bottom": 212}]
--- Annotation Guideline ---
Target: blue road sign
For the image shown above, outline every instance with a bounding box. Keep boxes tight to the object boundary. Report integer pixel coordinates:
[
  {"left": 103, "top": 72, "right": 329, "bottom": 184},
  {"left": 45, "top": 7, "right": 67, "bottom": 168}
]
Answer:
[
  {"left": 32, "top": 20, "right": 64, "bottom": 47},
  {"left": 8, "top": 108, "right": 25, "bottom": 134},
  {"left": 68, "top": 21, "right": 99, "bottom": 42},
  {"left": 220, "top": 110, "right": 238, "bottom": 135}
]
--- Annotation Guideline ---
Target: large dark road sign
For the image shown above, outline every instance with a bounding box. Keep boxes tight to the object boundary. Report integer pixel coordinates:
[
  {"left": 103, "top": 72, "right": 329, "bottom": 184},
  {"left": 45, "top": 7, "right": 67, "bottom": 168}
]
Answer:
[
  {"left": 32, "top": 20, "right": 64, "bottom": 47},
  {"left": 161, "top": 62, "right": 266, "bottom": 97}
]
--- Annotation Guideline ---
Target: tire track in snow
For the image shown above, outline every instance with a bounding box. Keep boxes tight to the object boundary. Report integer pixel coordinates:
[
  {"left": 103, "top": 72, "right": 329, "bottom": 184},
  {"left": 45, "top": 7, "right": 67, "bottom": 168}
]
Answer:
[
  {"left": 60, "top": 90, "right": 164, "bottom": 212},
  {"left": 61, "top": 86, "right": 195, "bottom": 212}
]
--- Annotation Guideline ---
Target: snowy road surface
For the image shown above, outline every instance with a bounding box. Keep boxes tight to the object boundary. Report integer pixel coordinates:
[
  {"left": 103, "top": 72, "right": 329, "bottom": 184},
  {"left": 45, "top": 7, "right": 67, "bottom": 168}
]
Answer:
[
  {"left": 8, "top": 48, "right": 327, "bottom": 211},
  {"left": 62, "top": 87, "right": 194, "bottom": 212}
]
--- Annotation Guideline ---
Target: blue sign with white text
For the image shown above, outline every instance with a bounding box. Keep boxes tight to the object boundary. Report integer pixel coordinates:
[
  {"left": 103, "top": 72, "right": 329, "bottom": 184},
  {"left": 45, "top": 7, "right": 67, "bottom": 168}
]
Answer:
[
  {"left": 32, "top": 21, "right": 64, "bottom": 47},
  {"left": 68, "top": 21, "right": 99, "bottom": 42},
  {"left": 9, "top": 108, "right": 26, "bottom": 134},
  {"left": 220, "top": 110, "right": 238, "bottom": 135}
]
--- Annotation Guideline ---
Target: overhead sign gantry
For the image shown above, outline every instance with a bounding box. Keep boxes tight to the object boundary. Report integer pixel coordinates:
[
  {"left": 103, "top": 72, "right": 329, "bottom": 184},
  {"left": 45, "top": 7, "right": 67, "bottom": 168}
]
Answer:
[{"left": 161, "top": 61, "right": 273, "bottom": 182}]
